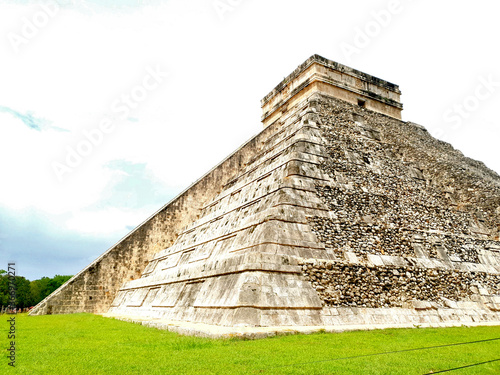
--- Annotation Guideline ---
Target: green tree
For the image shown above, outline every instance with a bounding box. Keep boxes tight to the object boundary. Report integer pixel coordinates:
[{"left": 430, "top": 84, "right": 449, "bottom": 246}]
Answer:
[
  {"left": 0, "top": 270, "right": 8, "bottom": 307},
  {"left": 29, "top": 277, "right": 50, "bottom": 305},
  {"left": 0, "top": 271, "right": 29, "bottom": 308},
  {"left": 15, "top": 276, "right": 31, "bottom": 308},
  {"left": 0, "top": 273, "right": 73, "bottom": 309},
  {"left": 48, "top": 275, "right": 72, "bottom": 292},
  {"left": 28, "top": 275, "right": 72, "bottom": 306}
]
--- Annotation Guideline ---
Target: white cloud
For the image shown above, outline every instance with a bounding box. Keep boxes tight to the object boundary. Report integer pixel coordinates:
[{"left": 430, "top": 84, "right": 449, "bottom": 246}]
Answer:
[
  {"left": 0, "top": 113, "right": 111, "bottom": 212},
  {"left": 65, "top": 206, "right": 150, "bottom": 234}
]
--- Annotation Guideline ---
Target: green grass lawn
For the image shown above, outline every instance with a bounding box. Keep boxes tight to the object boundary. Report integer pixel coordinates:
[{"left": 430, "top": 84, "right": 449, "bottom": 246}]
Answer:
[{"left": 2, "top": 313, "right": 500, "bottom": 374}]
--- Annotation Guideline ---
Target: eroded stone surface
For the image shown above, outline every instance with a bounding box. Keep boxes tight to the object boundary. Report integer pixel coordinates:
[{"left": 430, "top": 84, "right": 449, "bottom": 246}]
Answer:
[{"left": 300, "top": 260, "right": 500, "bottom": 308}]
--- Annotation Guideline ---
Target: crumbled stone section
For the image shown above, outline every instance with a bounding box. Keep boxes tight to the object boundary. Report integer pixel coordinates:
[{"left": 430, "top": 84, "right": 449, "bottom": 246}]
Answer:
[
  {"left": 307, "top": 94, "right": 500, "bottom": 265},
  {"left": 299, "top": 260, "right": 500, "bottom": 308}
]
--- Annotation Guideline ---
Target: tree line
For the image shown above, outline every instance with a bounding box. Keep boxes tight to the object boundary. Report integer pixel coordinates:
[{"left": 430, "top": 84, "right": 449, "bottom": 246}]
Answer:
[{"left": 0, "top": 270, "right": 72, "bottom": 309}]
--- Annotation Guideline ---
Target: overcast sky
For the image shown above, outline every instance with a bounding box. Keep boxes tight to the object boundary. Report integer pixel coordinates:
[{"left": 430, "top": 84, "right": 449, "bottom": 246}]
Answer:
[{"left": 0, "top": 0, "right": 499, "bottom": 280}]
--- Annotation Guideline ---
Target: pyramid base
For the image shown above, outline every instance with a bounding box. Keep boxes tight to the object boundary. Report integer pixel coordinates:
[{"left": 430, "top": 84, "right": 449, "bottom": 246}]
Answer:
[{"left": 104, "top": 305, "right": 500, "bottom": 339}]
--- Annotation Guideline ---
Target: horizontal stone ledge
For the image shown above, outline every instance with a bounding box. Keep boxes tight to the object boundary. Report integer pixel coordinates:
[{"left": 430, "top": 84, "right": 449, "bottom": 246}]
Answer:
[
  {"left": 151, "top": 243, "right": 327, "bottom": 272},
  {"left": 299, "top": 256, "right": 500, "bottom": 275},
  {"left": 151, "top": 245, "right": 324, "bottom": 271},
  {"left": 159, "top": 218, "right": 326, "bottom": 259},
  {"left": 203, "top": 158, "right": 329, "bottom": 210},
  {"left": 102, "top": 315, "right": 500, "bottom": 339},
  {"left": 157, "top": 305, "right": 324, "bottom": 310},
  {"left": 120, "top": 267, "right": 304, "bottom": 291},
  {"left": 228, "top": 242, "right": 327, "bottom": 254},
  {"left": 195, "top": 187, "right": 329, "bottom": 232},
  {"left": 219, "top": 131, "right": 328, "bottom": 190},
  {"left": 242, "top": 138, "right": 329, "bottom": 171}
]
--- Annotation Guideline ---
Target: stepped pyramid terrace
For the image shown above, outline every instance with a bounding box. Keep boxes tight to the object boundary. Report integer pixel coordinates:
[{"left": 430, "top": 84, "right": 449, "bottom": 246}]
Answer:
[{"left": 31, "top": 55, "right": 500, "bottom": 338}]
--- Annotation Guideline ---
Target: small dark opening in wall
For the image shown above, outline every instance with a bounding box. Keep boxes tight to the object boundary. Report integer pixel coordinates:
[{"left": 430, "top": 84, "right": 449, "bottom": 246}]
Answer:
[
  {"left": 89, "top": 296, "right": 93, "bottom": 300},
  {"left": 357, "top": 99, "right": 366, "bottom": 108}
]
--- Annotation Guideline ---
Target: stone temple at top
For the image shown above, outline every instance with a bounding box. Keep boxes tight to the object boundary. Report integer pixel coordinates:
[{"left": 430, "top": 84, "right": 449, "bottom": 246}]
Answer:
[{"left": 31, "top": 55, "right": 500, "bottom": 337}]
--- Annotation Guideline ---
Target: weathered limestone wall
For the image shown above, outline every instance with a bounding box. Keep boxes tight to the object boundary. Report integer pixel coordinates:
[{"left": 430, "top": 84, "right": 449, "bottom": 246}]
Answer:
[
  {"left": 298, "top": 93, "right": 500, "bottom": 322},
  {"left": 29, "top": 122, "right": 281, "bottom": 315}
]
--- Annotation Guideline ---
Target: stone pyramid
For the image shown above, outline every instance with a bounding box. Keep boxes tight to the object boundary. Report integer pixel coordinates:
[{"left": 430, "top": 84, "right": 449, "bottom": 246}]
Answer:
[{"left": 31, "top": 55, "right": 500, "bottom": 337}]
